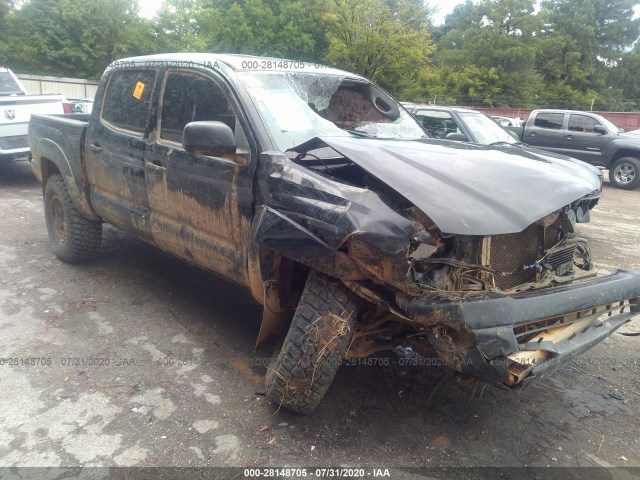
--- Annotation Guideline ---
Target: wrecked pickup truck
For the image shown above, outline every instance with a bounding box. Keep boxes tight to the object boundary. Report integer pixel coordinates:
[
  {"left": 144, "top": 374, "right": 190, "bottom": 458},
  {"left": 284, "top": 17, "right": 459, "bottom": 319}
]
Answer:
[{"left": 29, "top": 54, "right": 640, "bottom": 413}]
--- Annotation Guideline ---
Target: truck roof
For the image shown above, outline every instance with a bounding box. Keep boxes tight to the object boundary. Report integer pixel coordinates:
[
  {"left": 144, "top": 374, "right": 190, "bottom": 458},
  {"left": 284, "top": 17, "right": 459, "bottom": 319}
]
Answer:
[
  {"left": 114, "top": 53, "right": 358, "bottom": 78},
  {"left": 402, "top": 103, "right": 480, "bottom": 114},
  {"left": 532, "top": 109, "right": 606, "bottom": 115}
]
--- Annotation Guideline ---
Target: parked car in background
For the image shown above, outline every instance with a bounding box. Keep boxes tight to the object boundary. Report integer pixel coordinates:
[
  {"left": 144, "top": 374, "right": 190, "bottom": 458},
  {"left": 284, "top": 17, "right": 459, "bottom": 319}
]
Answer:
[
  {"left": 509, "top": 109, "right": 640, "bottom": 190},
  {"left": 1, "top": 67, "right": 69, "bottom": 163},
  {"left": 404, "top": 103, "right": 602, "bottom": 223},
  {"left": 69, "top": 99, "right": 94, "bottom": 114},
  {"left": 491, "top": 115, "right": 524, "bottom": 127}
]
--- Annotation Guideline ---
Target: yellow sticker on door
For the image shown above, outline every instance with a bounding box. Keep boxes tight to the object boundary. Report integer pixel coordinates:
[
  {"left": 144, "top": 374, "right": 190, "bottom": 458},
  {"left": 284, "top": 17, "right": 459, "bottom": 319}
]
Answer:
[{"left": 133, "top": 81, "right": 145, "bottom": 100}]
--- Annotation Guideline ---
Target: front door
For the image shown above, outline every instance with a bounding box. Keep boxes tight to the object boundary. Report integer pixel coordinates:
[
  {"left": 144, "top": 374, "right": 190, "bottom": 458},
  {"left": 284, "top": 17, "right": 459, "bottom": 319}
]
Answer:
[
  {"left": 563, "top": 113, "right": 610, "bottom": 164},
  {"left": 144, "top": 69, "right": 256, "bottom": 286}
]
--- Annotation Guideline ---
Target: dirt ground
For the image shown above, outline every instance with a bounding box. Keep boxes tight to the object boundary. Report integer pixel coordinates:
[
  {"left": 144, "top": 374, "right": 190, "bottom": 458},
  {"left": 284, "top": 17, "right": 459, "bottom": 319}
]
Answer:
[{"left": 0, "top": 160, "right": 639, "bottom": 475}]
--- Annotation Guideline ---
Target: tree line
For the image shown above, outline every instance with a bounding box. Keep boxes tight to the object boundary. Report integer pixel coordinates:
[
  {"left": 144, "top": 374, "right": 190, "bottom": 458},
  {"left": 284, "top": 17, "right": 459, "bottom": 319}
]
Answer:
[{"left": 1, "top": 0, "right": 639, "bottom": 111}]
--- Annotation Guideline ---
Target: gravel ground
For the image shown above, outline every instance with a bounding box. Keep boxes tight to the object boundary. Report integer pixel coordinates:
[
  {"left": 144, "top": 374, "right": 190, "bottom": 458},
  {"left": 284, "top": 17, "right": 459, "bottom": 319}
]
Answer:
[{"left": 0, "top": 160, "right": 639, "bottom": 475}]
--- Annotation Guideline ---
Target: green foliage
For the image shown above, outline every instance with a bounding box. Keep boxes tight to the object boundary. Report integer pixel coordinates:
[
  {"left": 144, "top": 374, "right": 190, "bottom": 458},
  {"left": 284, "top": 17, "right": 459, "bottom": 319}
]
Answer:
[
  {"left": 0, "top": 0, "right": 639, "bottom": 110},
  {"left": 536, "top": 0, "right": 640, "bottom": 109},
  {"left": 321, "top": 0, "right": 435, "bottom": 95},
  {"left": 153, "top": 0, "right": 208, "bottom": 52},
  {"left": 200, "top": 0, "right": 322, "bottom": 59},
  {"left": 0, "top": 1, "right": 9, "bottom": 63},
  {"left": 2, "top": 0, "right": 157, "bottom": 78},
  {"left": 435, "top": 0, "right": 544, "bottom": 107}
]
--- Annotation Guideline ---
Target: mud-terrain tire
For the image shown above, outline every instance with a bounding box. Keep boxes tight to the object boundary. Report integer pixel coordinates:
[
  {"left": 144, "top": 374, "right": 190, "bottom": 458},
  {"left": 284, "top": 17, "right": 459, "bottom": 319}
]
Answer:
[
  {"left": 609, "top": 157, "right": 640, "bottom": 190},
  {"left": 44, "top": 174, "right": 102, "bottom": 262},
  {"left": 265, "top": 271, "right": 358, "bottom": 414}
]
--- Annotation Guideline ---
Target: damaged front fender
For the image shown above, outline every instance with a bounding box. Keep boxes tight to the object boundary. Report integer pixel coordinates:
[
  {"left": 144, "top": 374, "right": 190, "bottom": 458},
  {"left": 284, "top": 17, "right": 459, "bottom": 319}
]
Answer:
[{"left": 252, "top": 151, "right": 419, "bottom": 281}]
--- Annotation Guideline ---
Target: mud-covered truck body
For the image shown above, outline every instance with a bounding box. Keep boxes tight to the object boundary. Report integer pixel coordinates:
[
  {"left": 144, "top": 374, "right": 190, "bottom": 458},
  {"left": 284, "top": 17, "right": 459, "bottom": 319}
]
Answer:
[{"left": 29, "top": 54, "right": 640, "bottom": 413}]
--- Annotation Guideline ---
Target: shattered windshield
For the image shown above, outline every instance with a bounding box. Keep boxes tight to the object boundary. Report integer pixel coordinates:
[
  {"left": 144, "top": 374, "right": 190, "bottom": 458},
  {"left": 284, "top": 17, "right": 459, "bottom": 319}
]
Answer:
[
  {"left": 457, "top": 112, "right": 519, "bottom": 145},
  {"left": 238, "top": 71, "right": 426, "bottom": 151}
]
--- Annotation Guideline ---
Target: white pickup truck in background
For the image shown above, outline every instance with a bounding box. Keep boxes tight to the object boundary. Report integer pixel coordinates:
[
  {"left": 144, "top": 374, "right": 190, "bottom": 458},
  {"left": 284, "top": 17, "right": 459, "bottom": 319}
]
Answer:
[{"left": 1, "top": 67, "right": 68, "bottom": 163}]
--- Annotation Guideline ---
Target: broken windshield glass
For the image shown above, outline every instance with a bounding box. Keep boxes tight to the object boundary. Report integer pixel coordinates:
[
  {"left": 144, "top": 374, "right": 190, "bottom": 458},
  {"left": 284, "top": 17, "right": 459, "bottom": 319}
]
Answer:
[{"left": 239, "top": 71, "right": 425, "bottom": 151}]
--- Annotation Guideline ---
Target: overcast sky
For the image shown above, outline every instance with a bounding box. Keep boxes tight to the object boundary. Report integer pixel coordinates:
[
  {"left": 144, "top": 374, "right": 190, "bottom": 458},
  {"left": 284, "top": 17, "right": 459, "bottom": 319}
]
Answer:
[{"left": 429, "top": 1, "right": 463, "bottom": 25}]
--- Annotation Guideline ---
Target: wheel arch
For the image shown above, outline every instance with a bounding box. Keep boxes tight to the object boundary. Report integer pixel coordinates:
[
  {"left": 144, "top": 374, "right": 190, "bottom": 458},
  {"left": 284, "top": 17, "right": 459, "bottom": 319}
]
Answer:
[
  {"left": 248, "top": 237, "right": 309, "bottom": 349},
  {"left": 611, "top": 149, "right": 640, "bottom": 164},
  {"left": 36, "top": 139, "right": 100, "bottom": 221}
]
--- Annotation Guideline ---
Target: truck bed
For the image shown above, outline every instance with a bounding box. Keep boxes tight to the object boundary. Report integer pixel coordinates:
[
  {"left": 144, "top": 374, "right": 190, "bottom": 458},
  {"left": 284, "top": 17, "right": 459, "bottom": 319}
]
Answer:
[{"left": 28, "top": 114, "right": 93, "bottom": 217}]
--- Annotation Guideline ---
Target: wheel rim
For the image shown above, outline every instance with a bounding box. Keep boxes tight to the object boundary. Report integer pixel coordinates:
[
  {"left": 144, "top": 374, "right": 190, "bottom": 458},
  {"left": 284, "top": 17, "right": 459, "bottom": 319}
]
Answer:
[
  {"left": 614, "top": 162, "right": 636, "bottom": 185},
  {"left": 50, "top": 196, "right": 67, "bottom": 243}
]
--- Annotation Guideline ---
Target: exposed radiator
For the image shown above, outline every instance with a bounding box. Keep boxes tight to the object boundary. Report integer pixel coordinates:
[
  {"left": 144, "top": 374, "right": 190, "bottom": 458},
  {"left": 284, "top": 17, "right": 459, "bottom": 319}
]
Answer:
[
  {"left": 489, "top": 223, "right": 541, "bottom": 290},
  {"left": 486, "top": 215, "right": 575, "bottom": 290}
]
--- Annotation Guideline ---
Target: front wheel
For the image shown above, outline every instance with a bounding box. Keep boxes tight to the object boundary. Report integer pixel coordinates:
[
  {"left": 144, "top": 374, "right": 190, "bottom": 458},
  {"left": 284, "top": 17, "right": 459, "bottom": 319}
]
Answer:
[
  {"left": 265, "top": 271, "right": 358, "bottom": 414},
  {"left": 609, "top": 157, "right": 640, "bottom": 190},
  {"left": 44, "top": 174, "right": 102, "bottom": 262}
]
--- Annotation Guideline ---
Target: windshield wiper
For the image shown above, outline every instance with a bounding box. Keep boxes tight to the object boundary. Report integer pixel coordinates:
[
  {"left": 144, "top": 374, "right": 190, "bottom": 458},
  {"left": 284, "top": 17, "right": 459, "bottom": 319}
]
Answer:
[
  {"left": 489, "top": 141, "right": 518, "bottom": 147},
  {"left": 343, "top": 128, "right": 377, "bottom": 138}
]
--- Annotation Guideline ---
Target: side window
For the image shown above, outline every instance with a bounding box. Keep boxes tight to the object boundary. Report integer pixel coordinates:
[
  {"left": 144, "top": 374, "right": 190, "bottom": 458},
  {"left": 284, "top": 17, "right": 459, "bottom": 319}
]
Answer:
[
  {"left": 0, "top": 71, "right": 23, "bottom": 94},
  {"left": 533, "top": 113, "right": 564, "bottom": 130},
  {"left": 416, "top": 110, "right": 460, "bottom": 139},
  {"left": 568, "top": 114, "right": 602, "bottom": 133},
  {"left": 160, "top": 72, "right": 234, "bottom": 143},
  {"left": 102, "top": 70, "right": 156, "bottom": 134}
]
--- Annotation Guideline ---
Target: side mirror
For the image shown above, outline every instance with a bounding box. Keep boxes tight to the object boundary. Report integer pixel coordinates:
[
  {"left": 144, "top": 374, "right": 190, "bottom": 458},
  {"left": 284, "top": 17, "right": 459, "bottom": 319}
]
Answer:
[
  {"left": 593, "top": 125, "right": 607, "bottom": 135},
  {"left": 182, "top": 121, "right": 236, "bottom": 156},
  {"left": 445, "top": 132, "right": 468, "bottom": 142}
]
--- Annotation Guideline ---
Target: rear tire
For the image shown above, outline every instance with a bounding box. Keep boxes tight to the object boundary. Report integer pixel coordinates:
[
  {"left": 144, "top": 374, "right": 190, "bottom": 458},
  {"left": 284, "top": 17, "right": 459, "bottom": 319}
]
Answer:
[
  {"left": 44, "top": 174, "right": 102, "bottom": 262},
  {"left": 609, "top": 157, "right": 640, "bottom": 190},
  {"left": 265, "top": 271, "right": 358, "bottom": 414}
]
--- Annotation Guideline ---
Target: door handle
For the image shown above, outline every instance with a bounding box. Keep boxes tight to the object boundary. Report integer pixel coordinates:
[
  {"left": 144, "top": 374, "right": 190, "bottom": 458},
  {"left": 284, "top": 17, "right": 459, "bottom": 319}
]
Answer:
[
  {"left": 89, "top": 144, "right": 102, "bottom": 153},
  {"left": 528, "top": 131, "right": 536, "bottom": 136},
  {"left": 566, "top": 135, "right": 573, "bottom": 139},
  {"left": 149, "top": 159, "right": 167, "bottom": 171}
]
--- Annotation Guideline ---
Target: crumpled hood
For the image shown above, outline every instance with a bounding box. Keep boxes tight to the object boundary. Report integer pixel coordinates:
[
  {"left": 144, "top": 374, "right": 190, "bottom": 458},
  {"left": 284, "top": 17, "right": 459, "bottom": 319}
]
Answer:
[{"left": 319, "top": 136, "right": 601, "bottom": 235}]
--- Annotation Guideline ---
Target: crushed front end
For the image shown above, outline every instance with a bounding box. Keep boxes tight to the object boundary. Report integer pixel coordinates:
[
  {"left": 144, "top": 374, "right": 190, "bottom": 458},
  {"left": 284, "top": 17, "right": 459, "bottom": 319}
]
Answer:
[
  {"left": 252, "top": 139, "right": 640, "bottom": 390},
  {"left": 395, "top": 217, "right": 640, "bottom": 388}
]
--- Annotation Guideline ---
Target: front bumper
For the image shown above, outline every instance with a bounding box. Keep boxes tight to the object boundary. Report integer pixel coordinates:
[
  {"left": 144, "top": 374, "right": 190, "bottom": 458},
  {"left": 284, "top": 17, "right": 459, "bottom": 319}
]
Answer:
[{"left": 397, "top": 269, "right": 640, "bottom": 388}]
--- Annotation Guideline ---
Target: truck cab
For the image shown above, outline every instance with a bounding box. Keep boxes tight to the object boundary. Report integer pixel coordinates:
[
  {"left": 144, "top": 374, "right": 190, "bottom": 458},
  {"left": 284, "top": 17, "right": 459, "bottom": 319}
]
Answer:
[{"left": 523, "top": 110, "right": 618, "bottom": 164}]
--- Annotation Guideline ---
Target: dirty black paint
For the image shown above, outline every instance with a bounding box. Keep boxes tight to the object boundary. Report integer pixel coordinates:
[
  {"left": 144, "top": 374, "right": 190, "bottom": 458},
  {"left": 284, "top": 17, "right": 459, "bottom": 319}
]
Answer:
[{"left": 28, "top": 53, "right": 640, "bottom": 395}]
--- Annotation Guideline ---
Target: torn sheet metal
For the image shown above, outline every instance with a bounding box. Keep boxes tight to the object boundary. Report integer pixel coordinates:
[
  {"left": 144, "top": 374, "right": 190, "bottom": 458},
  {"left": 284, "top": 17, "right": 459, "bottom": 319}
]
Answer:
[{"left": 253, "top": 150, "right": 417, "bottom": 263}]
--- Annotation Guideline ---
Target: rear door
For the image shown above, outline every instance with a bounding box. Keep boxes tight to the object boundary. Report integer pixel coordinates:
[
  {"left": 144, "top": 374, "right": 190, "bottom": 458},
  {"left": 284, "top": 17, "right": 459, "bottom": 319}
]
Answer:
[
  {"left": 144, "top": 68, "right": 256, "bottom": 286},
  {"left": 522, "top": 112, "right": 566, "bottom": 153},
  {"left": 85, "top": 68, "right": 157, "bottom": 239}
]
